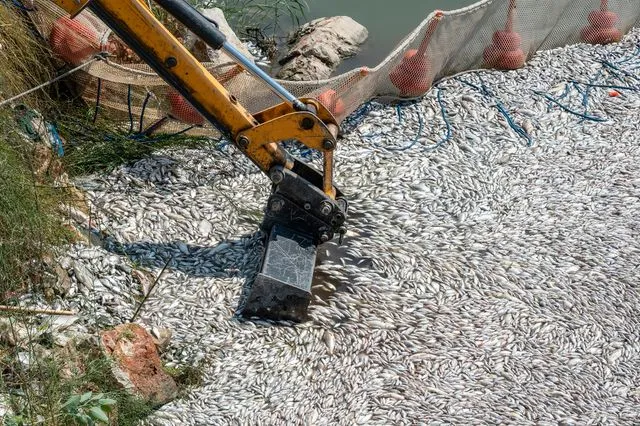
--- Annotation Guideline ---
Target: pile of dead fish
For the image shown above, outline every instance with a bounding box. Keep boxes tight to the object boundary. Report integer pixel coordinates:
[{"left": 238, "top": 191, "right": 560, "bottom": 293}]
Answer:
[{"left": 48, "top": 28, "right": 640, "bottom": 425}]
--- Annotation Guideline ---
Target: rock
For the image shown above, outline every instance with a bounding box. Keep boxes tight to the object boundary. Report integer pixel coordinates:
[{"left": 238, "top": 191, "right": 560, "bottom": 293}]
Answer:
[
  {"left": 186, "top": 8, "right": 254, "bottom": 72},
  {"left": 100, "top": 324, "right": 178, "bottom": 406},
  {"left": 150, "top": 327, "right": 172, "bottom": 353},
  {"left": 16, "top": 345, "right": 51, "bottom": 369},
  {"left": 60, "top": 204, "right": 89, "bottom": 227},
  {"left": 53, "top": 333, "right": 73, "bottom": 347},
  {"left": 277, "top": 16, "right": 368, "bottom": 81},
  {"left": 0, "top": 318, "right": 18, "bottom": 346},
  {"left": 54, "top": 329, "right": 95, "bottom": 348}
]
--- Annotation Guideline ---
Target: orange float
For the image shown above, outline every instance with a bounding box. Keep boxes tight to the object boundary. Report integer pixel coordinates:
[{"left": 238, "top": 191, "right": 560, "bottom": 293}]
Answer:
[
  {"left": 49, "top": 16, "right": 103, "bottom": 65},
  {"left": 167, "top": 90, "right": 205, "bottom": 126},
  {"left": 317, "top": 89, "right": 346, "bottom": 117},
  {"left": 483, "top": 0, "right": 526, "bottom": 70},
  {"left": 389, "top": 11, "right": 443, "bottom": 97},
  {"left": 580, "top": 0, "right": 622, "bottom": 45}
]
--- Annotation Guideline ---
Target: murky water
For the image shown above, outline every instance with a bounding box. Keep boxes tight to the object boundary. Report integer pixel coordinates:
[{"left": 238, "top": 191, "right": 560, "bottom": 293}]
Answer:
[{"left": 290, "top": 0, "right": 479, "bottom": 73}]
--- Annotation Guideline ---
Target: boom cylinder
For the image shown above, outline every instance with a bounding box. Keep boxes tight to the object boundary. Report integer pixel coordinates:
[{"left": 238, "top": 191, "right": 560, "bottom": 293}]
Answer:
[{"left": 153, "top": 0, "right": 307, "bottom": 111}]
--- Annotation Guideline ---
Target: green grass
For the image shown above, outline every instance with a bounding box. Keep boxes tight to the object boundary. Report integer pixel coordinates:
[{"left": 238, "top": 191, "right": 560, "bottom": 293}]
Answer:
[
  {"left": 1, "top": 342, "right": 155, "bottom": 425},
  {"left": 0, "top": 113, "right": 72, "bottom": 295},
  {"left": 164, "top": 363, "right": 206, "bottom": 391},
  {"left": 0, "top": 3, "right": 71, "bottom": 295},
  {"left": 59, "top": 114, "right": 211, "bottom": 176},
  {"left": 66, "top": 355, "right": 155, "bottom": 426}
]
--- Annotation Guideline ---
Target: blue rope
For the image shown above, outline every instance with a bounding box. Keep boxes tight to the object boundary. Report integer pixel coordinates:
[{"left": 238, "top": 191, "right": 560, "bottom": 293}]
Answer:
[
  {"left": 341, "top": 101, "right": 385, "bottom": 133},
  {"left": 533, "top": 91, "right": 606, "bottom": 122},
  {"left": 456, "top": 76, "right": 532, "bottom": 146},
  {"left": 357, "top": 93, "right": 451, "bottom": 153},
  {"left": 600, "top": 60, "right": 639, "bottom": 82},
  {"left": 496, "top": 103, "right": 532, "bottom": 146},
  {"left": 580, "top": 69, "right": 604, "bottom": 120},
  {"left": 534, "top": 50, "right": 640, "bottom": 124},
  {"left": 421, "top": 87, "right": 452, "bottom": 152},
  {"left": 546, "top": 83, "right": 572, "bottom": 113},
  {"left": 395, "top": 104, "right": 404, "bottom": 123},
  {"left": 384, "top": 104, "right": 425, "bottom": 152},
  {"left": 457, "top": 77, "right": 485, "bottom": 95}
]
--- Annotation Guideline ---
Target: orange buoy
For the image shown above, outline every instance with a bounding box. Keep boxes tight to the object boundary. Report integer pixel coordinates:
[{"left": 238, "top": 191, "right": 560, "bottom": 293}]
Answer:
[
  {"left": 389, "top": 11, "right": 443, "bottom": 97},
  {"left": 167, "top": 91, "right": 205, "bottom": 126},
  {"left": 581, "top": 1, "right": 622, "bottom": 45},
  {"left": 317, "top": 89, "right": 346, "bottom": 117},
  {"left": 49, "top": 16, "right": 102, "bottom": 65},
  {"left": 483, "top": 0, "right": 526, "bottom": 70}
]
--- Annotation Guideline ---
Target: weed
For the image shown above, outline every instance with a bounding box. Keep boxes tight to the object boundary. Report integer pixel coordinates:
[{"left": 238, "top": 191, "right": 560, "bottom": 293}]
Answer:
[
  {"left": 59, "top": 113, "right": 210, "bottom": 176},
  {"left": 164, "top": 363, "right": 206, "bottom": 392}
]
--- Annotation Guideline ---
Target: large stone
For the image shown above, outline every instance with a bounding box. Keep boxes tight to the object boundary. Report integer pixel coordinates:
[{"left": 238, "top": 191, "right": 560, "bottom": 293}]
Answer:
[
  {"left": 100, "top": 323, "right": 178, "bottom": 406},
  {"left": 277, "top": 16, "right": 368, "bottom": 81},
  {"left": 184, "top": 8, "right": 255, "bottom": 70}
]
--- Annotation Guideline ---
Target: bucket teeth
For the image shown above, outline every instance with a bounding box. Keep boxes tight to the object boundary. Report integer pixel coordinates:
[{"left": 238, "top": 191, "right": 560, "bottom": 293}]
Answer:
[{"left": 240, "top": 224, "right": 317, "bottom": 322}]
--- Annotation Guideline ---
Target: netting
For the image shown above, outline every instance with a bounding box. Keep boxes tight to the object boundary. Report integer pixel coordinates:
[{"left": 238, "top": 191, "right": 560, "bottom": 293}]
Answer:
[{"left": 25, "top": 0, "right": 640, "bottom": 137}]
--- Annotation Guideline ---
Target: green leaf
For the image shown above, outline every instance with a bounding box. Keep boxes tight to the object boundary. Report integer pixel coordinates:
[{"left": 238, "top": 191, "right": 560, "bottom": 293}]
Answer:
[
  {"left": 74, "top": 414, "right": 89, "bottom": 426},
  {"left": 81, "top": 414, "right": 96, "bottom": 426},
  {"left": 98, "top": 398, "right": 117, "bottom": 412},
  {"left": 98, "top": 398, "right": 117, "bottom": 406},
  {"left": 80, "top": 392, "right": 93, "bottom": 404},
  {"left": 88, "top": 406, "right": 110, "bottom": 424},
  {"left": 92, "top": 393, "right": 105, "bottom": 402},
  {"left": 5, "top": 415, "right": 23, "bottom": 426},
  {"left": 62, "top": 395, "right": 82, "bottom": 412}
]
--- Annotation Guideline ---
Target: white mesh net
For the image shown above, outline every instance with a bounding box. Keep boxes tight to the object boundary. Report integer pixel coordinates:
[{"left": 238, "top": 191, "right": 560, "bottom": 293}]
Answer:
[{"left": 26, "top": 0, "right": 640, "bottom": 136}]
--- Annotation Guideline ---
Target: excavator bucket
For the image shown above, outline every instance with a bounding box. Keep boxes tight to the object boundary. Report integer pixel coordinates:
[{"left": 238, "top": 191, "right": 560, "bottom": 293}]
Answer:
[
  {"left": 239, "top": 161, "right": 347, "bottom": 322},
  {"left": 241, "top": 225, "right": 317, "bottom": 322}
]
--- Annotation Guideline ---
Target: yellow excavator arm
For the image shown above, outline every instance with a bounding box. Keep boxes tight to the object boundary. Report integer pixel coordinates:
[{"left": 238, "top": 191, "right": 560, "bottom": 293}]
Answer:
[{"left": 50, "top": 0, "right": 349, "bottom": 321}]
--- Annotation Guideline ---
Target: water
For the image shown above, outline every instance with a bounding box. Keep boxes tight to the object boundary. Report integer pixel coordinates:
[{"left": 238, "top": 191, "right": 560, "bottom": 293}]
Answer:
[{"left": 287, "top": 0, "right": 479, "bottom": 73}]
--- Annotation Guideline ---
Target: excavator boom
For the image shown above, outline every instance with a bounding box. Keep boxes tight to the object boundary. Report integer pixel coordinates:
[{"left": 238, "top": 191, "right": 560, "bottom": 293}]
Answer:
[{"left": 51, "top": 0, "right": 348, "bottom": 321}]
